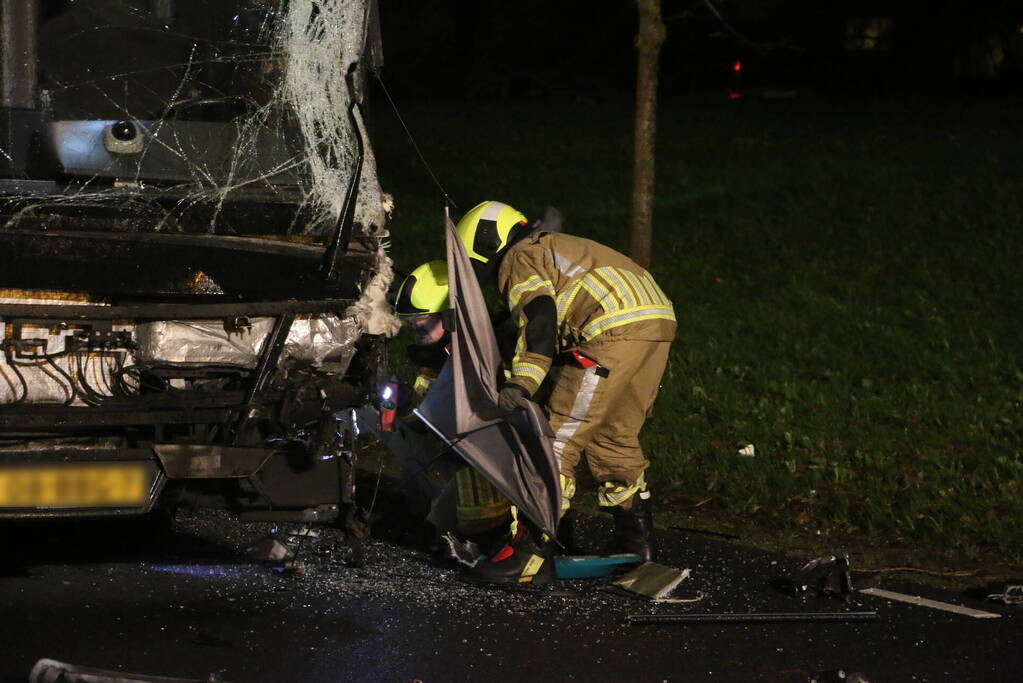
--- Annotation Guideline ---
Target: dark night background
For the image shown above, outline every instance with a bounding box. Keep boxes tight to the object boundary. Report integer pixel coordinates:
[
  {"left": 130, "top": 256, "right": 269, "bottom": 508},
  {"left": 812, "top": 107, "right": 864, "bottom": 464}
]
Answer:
[{"left": 378, "top": 0, "right": 1023, "bottom": 100}]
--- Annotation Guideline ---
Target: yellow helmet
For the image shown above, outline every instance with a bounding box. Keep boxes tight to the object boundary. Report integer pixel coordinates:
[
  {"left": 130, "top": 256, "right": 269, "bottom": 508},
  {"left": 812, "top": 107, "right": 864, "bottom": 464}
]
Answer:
[
  {"left": 455, "top": 200, "right": 528, "bottom": 264},
  {"left": 395, "top": 260, "right": 449, "bottom": 317}
]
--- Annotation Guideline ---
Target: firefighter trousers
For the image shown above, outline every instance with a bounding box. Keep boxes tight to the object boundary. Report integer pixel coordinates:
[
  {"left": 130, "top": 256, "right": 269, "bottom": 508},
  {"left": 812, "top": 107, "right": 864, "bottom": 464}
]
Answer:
[{"left": 546, "top": 337, "right": 671, "bottom": 491}]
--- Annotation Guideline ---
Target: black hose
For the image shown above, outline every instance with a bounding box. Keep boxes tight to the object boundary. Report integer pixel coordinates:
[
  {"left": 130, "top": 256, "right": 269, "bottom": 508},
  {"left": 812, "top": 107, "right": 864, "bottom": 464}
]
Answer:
[
  {"left": 44, "top": 355, "right": 77, "bottom": 406},
  {"left": 3, "top": 351, "right": 29, "bottom": 405},
  {"left": 72, "top": 351, "right": 104, "bottom": 406},
  {"left": 96, "top": 354, "right": 117, "bottom": 396}
]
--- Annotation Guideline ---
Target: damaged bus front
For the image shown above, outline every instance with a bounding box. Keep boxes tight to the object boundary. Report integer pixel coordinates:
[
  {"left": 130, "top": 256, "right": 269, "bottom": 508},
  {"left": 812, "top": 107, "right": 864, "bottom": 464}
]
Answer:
[{"left": 0, "top": 0, "right": 395, "bottom": 523}]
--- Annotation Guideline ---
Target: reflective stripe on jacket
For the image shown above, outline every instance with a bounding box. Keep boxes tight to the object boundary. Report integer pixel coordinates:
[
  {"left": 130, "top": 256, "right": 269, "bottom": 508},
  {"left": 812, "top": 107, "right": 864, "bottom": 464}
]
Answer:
[{"left": 498, "top": 232, "right": 676, "bottom": 394}]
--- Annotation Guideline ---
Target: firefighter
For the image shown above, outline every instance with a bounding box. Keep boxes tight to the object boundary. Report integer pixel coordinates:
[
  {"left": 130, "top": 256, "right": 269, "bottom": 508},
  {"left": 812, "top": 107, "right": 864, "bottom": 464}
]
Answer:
[
  {"left": 455, "top": 200, "right": 676, "bottom": 585},
  {"left": 393, "top": 260, "right": 511, "bottom": 541},
  {"left": 394, "top": 260, "right": 451, "bottom": 397}
]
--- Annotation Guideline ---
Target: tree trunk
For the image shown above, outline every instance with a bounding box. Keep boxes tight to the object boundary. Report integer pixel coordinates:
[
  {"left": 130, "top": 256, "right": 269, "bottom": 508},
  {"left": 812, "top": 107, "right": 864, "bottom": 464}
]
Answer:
[{"left": 629, "top": 0, "right": 665, "bottom": 269}]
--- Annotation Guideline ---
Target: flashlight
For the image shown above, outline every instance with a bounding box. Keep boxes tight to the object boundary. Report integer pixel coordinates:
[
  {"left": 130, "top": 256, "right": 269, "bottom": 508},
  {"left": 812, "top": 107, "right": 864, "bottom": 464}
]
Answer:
[{"left": 379, "top": 378, "right": 400, "bottom": 432}]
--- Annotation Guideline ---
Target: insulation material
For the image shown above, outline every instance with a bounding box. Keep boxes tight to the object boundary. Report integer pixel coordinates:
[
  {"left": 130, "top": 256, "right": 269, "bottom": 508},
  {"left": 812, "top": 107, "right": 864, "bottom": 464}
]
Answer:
[
  {"left": 135, "top": 319, "right": 275, "bottom": 369},
  {"left": 347, "top": 246, "right": 400, "bottom": 337},
  {"left": 282, "top": 314, "right": 361, "bottom": 370},
  {"left": 135, "top": 314, "right": 361, "bottom": 371}
]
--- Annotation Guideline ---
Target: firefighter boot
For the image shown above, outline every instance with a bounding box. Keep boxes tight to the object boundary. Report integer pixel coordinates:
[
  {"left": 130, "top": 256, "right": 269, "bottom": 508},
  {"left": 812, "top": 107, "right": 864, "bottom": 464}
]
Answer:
[
  {"left": 607, "top": 490, "right": 656, "bottom": 562},
  {"left": 471, "top": 519, "right": 555, "bottom": 585}
]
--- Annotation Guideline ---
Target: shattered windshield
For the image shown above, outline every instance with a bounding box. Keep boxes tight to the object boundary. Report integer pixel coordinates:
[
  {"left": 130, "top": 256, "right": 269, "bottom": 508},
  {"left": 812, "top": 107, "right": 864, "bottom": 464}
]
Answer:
[{"left": 4, "top": 0, "right": 385, "bottom": 239}]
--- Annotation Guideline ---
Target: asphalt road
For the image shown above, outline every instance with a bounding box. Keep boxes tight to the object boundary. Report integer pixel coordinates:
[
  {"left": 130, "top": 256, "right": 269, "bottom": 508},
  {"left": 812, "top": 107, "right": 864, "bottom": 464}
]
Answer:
[{"left": 0, "top": 508, "right": 1019, "bottom": 682}]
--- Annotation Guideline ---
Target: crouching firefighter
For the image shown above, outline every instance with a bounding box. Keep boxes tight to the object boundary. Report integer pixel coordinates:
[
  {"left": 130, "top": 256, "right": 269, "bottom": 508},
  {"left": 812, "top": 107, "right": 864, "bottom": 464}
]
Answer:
[
  {"left": 455, "top": 201, "right": 677, "bottom": 585},
  {"left": 392, "top": 260, "right": 511, "bottom": 542}
]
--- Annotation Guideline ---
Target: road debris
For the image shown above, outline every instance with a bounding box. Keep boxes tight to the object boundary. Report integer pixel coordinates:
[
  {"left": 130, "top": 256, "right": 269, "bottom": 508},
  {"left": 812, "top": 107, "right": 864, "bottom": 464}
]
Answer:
[
  {"left": 626, "top": 611, "right": 879, "bottom": 625},
  {"left": 859, "top": 587, "right": 1001, "bottom": 618},
  {"left": 442, "top": 532, "right": 484, "bottom": 568},
  {"left": 612, "top": 562, "right": 698, "bottom": 602},
  {"left": 809, "top": 670, "right": 871, "bottom": 682},
  {"left": 985, "top": 584, "right": 1023, "bottom": 605},
  {"left": 244, "top": 537, "right": 293, "bottom": 563},
  {"left": 29, "top": 658, "right": 227, "bottom": 683},
  {"left": 775, "top": 554, "right": 854, "bottom": 601}
]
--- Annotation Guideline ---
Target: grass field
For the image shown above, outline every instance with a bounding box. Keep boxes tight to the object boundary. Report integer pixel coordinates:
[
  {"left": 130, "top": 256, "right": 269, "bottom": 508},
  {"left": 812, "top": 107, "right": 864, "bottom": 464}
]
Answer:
[{"left": 372, "top": 94, "right": 1023, "bottom": 561}]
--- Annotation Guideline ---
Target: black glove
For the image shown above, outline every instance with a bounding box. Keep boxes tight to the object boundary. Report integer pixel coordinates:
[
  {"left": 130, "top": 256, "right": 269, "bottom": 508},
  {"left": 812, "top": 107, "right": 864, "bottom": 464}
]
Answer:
[{"left": 498, "top": 384, "right": 531, "bottom": 411}]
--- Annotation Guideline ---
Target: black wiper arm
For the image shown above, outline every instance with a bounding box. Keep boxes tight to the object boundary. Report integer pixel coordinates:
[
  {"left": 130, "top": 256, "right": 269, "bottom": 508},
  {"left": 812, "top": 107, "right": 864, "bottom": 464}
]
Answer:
[{"left": 321, "top": 63, "right": 365, "bottom": 283}]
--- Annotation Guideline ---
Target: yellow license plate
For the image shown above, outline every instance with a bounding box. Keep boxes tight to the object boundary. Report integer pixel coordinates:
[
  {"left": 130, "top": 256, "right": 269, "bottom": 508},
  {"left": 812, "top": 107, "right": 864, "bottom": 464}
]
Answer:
[{"left": 0, "top": 463, "right": 149, "bottom": 508}]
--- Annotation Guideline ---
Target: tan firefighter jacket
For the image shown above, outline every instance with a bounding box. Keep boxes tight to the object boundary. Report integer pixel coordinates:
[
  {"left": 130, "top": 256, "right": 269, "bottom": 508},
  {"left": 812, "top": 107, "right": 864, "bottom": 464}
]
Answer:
[{"left": 497, "top": 231, "right": 676, "bottom": 395}]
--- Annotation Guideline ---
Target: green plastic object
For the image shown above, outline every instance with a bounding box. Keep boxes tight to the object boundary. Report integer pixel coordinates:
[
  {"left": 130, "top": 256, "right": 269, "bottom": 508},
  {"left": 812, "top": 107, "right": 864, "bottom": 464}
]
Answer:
[{"left": 555, "top": 554, "right": 642, "bottom": 579}]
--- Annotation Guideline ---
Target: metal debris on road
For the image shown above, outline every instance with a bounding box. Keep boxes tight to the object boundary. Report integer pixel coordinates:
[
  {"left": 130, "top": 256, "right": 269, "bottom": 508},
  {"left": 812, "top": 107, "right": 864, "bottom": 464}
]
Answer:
[
  {"left": 626, "top": 611, "right": 880, "bottom": 625},
  {"left": 859, "top": 587, "right": 1002, "bottom": 618},
  {"left": 612, "top": 562, "right": 694, "bottom": 601},
  {"left": 441, "top": 532, "right": 484, "bottom": 568},
  {"left": 775, "top": 554, "right": 854, "bottom": 601}
]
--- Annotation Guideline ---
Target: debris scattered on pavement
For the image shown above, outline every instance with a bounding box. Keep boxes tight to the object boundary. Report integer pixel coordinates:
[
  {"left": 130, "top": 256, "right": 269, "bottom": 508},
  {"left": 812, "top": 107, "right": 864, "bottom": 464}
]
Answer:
[
  {"left": 626, "top": 611, "right": 879, "bottom": 625},
  {"left": 775, "top": 554, "right": 854, "bottom": 601},
  {"left": 29, "top": 658, "right": 227, "bottom": 683},
  {"left": 809, "top": 669, "right": 871, "bottom": 683},
  {"left": 272, "top": 562, "right": 307, "bottom": 576},
  {"left": 285, "top": 527, "right": 321, "bottom": 540},
  {"left": 244, "top": 537, "right": 293, "bottom": 562},
  {"left": 613, "top": 562, "right": 695, "bottom": 601},
  {"left": 554, "top": 554, "right": 641, "bottom": 579},
  {"left": 985, "top": 584, "right": 1023, "bottom": 605},
  {"left": 441, "top": 532, "right": 484, "bottom": 568},
  {"left": 859, "top": 587, "right": 1001, "bottom": 619},
  {"left": 670, "top": 525, "right": 741, "bottom": 541}
]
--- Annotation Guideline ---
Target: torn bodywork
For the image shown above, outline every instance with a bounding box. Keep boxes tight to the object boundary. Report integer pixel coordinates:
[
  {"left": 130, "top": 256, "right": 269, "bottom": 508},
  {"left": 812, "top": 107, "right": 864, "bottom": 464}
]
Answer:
[{"left": 0, "top": 1, "right": 395, "bottom": 523}]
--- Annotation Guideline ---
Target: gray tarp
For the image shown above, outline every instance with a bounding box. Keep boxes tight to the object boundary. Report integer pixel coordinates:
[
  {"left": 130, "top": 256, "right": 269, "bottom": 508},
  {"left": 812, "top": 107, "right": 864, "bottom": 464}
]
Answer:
[{"left": 415, "top": 213, "right": 562, "bottom": 540}]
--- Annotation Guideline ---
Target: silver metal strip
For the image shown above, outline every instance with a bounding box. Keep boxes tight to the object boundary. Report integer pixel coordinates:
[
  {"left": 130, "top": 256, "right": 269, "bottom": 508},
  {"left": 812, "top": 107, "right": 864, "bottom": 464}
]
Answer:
[{"left": 859, "top": 587, "right": 1002, "bottom": 619}]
